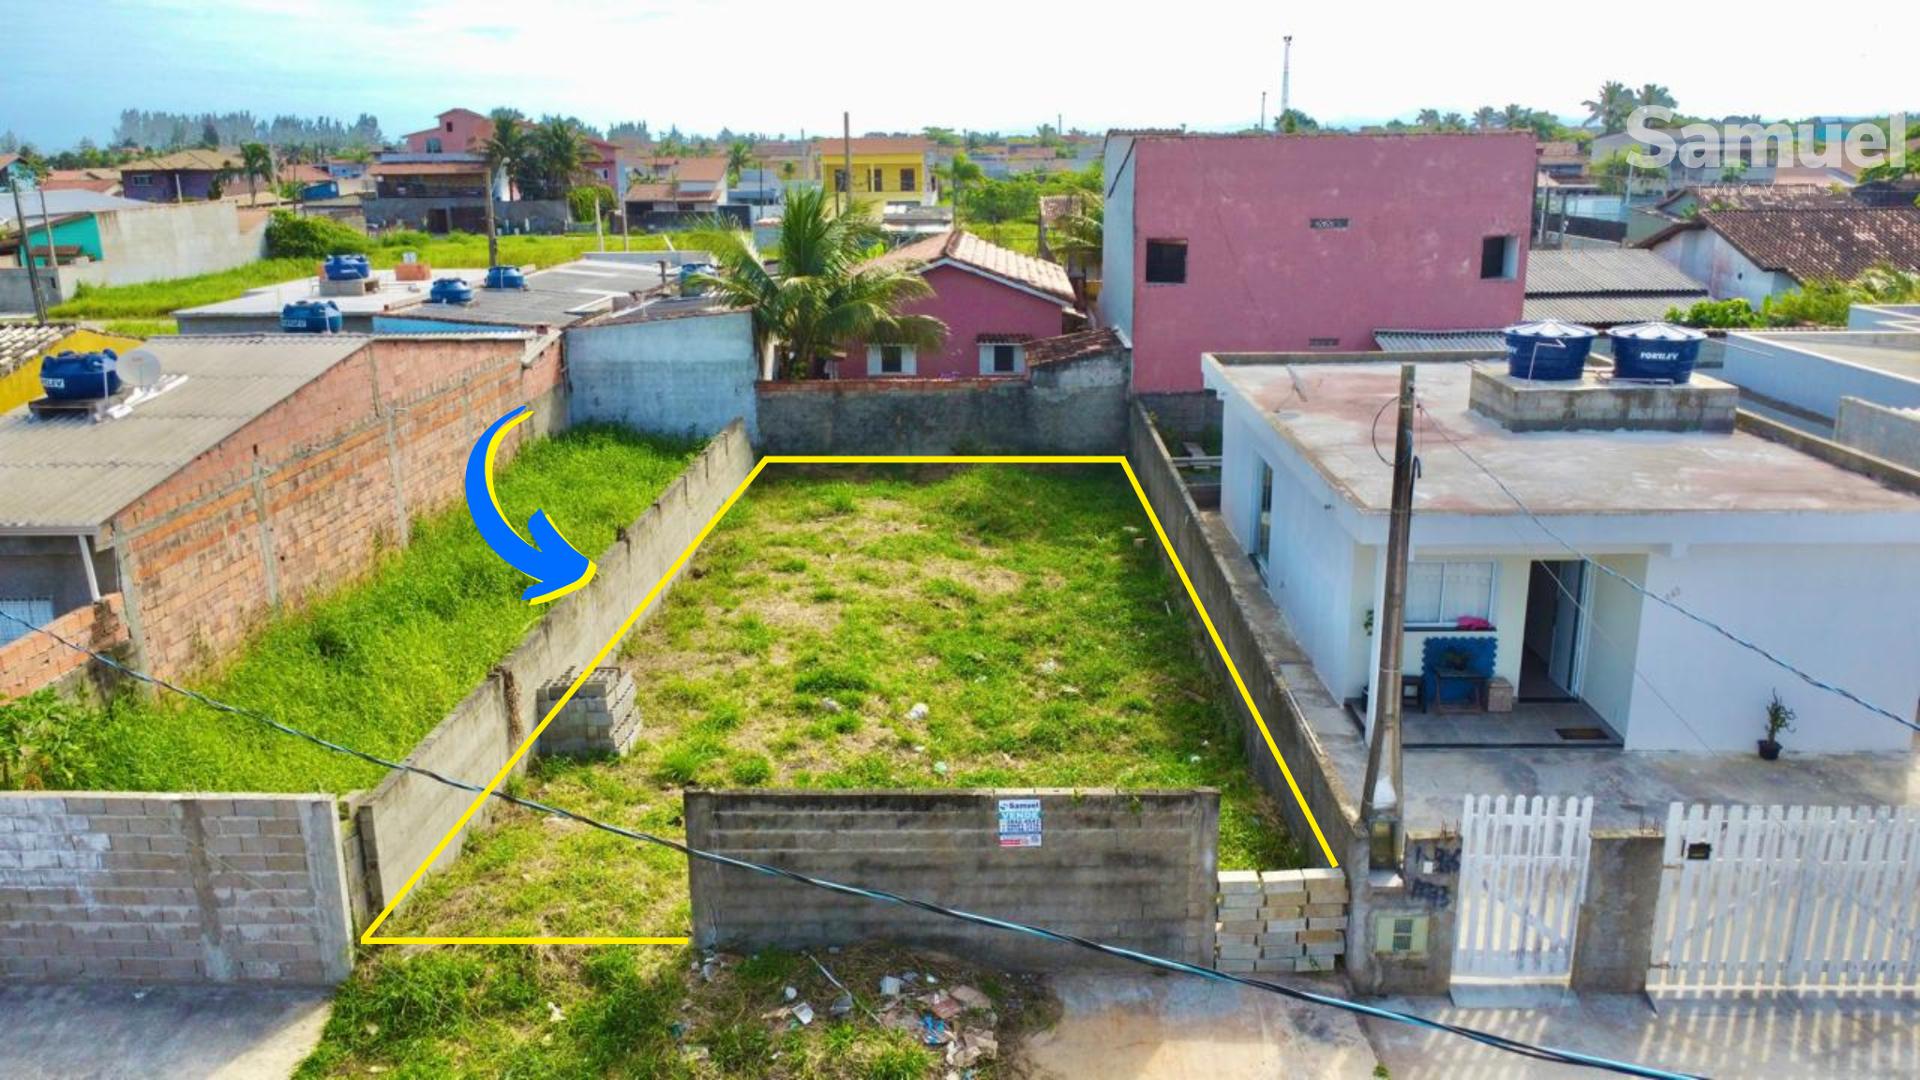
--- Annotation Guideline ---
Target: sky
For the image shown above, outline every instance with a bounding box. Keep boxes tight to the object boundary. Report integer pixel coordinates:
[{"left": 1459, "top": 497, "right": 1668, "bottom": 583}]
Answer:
[{"left": 2, "top": 0, "right": 1916, "bottom": 149}]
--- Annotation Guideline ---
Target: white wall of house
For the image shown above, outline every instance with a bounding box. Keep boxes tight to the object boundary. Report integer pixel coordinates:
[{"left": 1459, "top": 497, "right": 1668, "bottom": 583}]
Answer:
[
  {"left": 1098, "top": 135, "right": 1136, "bottom": 341},
  {"left": 1722, "top": 331, "right": 1920, "bottom": 421},
  {"left": 1646, "top": 227, "right": 1795, "bottom": 307},
  {"left": 69, "top": 201, "right": 266, "bottom": 288}
]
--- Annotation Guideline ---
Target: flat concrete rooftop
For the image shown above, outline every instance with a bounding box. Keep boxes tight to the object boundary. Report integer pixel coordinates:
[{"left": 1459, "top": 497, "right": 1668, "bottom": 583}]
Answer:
[
  {"left": 1211, "top": 360, "right": 1920, "bottom": 516},
  {"left": 1735, "top": 330, "right": 1920, "bottom": 382},
  {"left": 173, "top": 267, "right": 476, "bottom": 317}
]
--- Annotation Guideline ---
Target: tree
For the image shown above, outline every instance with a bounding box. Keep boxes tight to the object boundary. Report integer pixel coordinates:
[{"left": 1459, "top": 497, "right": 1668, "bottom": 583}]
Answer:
[
  {"left": 725, "top": 139, "right": 753, "bottom": 184},
  {"left": 238, "top": 142, "right": 274, "bottom": 206},
  {"left": 477, "top": 108, "right": 532, "bottom": 267},
  {"left": 1275, "top": 109, "right": 1319, "bottom": 133},
  {"left": 936, "top": 151, "right": 985, "bottom": 224},
  {"left": 688, "top": 186, "right": 946, "bottom": 380},
  {"left": 1046, "top": 189, "right": 1103, "bottom": 281},
  {"left": 529, "top": 117, "right": 591, "bottom": 200},
  {"left": 1472, "top": 107, "right": 1499, "bottom": 131},
  {"left": 1440, "top": 112, "right": 1467, "bottom": 132},
  {"left": 1415, "top": 108, "right": 1442, "bottom": 130},
  {"left": 1636, "top": 84, "right": 1677, "bottom": 111},
  {"left": 1582, "top": 81, "right": 1635, "bottom": 132},
  {"left": 199, "top": 121, "right": 220, "bottom": 148},
  {"left": 1500, "top": 104, "right": 1531, "bottom": 131}
]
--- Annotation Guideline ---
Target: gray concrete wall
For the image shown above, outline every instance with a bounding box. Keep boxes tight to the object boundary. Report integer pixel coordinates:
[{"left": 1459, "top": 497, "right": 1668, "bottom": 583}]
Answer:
[
  {"left": 362, "top": 197, "right": 570, "bottom": 233},
  {"left": 0, "top": 793, "right": 351, "bottom": 985},
  {"left": 754, "top": 348, "right": 1130, "bottom": 455},
  {"left": 1835, "top": 396, "right": 1920, "bottom": 472},
  {"left": 1571, "top": 833, "right": 1663, "bottom": 993},
  {"left": 76, "top": 202, "right": 266, "bottom": 287},
  {"left": 567, "top": 310, "right": 759, "bottom": 442},
  {"left": 0, "top": 266, "right": 78, "bottom": 314},
  {"left": 685, "top": 789, "right": 1218, "bottom": 970},
  {"left": 1137, "top": 390, "right": 1223, "bottom": 447},
  {"left": 346, "top": 422, "right": 755, "bottom": 923}
]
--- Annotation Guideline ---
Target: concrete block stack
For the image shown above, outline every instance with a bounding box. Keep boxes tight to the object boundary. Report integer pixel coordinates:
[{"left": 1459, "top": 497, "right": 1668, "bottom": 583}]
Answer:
[
  {"left": 1214, "top": 867, "right": 1348, "bottom": 974},
  {"left": 533, "top": 666, "right": 639, "bottom": 757}
]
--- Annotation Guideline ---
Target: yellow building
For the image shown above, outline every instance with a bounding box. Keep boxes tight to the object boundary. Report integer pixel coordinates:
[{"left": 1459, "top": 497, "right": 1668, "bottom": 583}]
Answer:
[
  {"left": 0, "top": 326, "right": 150, "bottom": 413},
  {"left": 824, "top": 137, "right": 934, "bottom": 207}
]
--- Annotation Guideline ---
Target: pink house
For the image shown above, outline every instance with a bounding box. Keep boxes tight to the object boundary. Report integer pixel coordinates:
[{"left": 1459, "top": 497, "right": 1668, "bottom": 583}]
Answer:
[
  {"left": 402, "top": 108, "right": 494, "bottom": 155},
  {"left": 841, "top": 230, "right": 1081, "bottom": 379},
  {"left": 1099, "top": 132, "right": 1535, "bottom": 392}
]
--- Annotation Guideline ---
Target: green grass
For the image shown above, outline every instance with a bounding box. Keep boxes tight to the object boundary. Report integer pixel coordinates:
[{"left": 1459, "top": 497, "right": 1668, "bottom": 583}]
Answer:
[
  {"left": 302, "top": 465, "right": 1298, "bottom": 1077},
  {"left": 2, "top": 426, "right": 697, "bottom": 794},
  {"left": 98, "top": 318, "right": 179, "bottom": 338},
  {"left": 48, "top": 231, "right": 690, "bottom": 321},
  {"left": 966, "top": 220, "right": 1039, "bottom": 255}
]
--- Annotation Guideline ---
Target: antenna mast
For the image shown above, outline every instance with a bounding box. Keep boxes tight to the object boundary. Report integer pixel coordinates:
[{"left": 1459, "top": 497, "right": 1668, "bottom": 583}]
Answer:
[{"left": 1280, "top": 35, "right": 1294, "bottom": 126}]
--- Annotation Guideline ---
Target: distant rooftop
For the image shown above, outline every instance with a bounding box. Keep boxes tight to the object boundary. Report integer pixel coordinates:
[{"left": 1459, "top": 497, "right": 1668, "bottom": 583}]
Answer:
[
  {"left": 866, "top": 229, "right": 1074, "bottom": 304},
  {"left": 1205, "top": 359, "right": 1919, "bottom": 518},
  {"left": 1521, "top": 249, "right": 1709, "bottom": 325},
  {"left": 1732, "top": 330, "right": 1920, "bottom": 384}
]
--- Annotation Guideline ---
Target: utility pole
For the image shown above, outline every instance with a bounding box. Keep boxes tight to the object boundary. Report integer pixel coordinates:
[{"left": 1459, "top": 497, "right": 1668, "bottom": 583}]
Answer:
[
  {"left": 1280, "top": 35, "right": 1294, "bottom": 127},
  {"left": 1260, "top": 91, "right": 1268, "bottom": 133},
  {"left": 37, "top": 183, "right": 58, "bottom": 309},
  {"left": 6, "top": 165, "right": 47, "bottom": 323},
  {"left": 1361, "top": 364, "right": 1415, "bottom": 872},
  {"left": 841, "top": 112, "right": 852, "bottom": 216}
]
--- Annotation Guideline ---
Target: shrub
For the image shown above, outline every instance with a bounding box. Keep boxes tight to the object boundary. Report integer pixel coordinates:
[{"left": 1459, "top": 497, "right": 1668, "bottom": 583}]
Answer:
[
  {"left": 0, "top": 691, "right": 107, "bottom": 790},
  {"left": 265, "top": 210, "right": 370, "bottom": 260}
]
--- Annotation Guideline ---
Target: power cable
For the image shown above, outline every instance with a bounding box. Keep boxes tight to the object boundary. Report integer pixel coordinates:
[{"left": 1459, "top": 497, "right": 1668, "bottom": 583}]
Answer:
[{"left": 0, "top": 608, "right": 1704, "bottom": 1079}]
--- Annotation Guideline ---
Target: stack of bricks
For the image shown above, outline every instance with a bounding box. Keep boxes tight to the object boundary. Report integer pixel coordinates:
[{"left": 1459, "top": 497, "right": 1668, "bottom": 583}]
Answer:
[
  {"left": 533, "top": 667, "right": 640, "bottom": 757},
  {"left": 1214, "top": 867, "right": 1349, "bottom": 974}
]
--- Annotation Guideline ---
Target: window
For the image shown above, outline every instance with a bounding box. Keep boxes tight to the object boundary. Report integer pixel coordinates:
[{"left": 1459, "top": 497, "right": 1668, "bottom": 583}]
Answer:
[
  {"left": 1308, "top": 337, "right": 1340, "bottom": 348},
  {"left": 0, "top": 598, "right": 53, "bottom": 647},
  {"left": 978, "top": 343, "right": 1024, "bottom": 374},
  {"left": 868, "top": 166, "right": 885, "bottom": 192},
  {"left": 426, "top": 137, "right": 443, "bottom": 154},
  {"left": 1480, "top": 235, "right": 1517, "bottom": 280},
  {"left": 1145, "top": 239, "right": 1187, "bottom": 284},
  {"left": 1309, "top": 217, "right": 1349, "bottom": 230},
  {"left": 867, "top": 344, "right": 916, "bottom": 376},
  {"left": 1251, "top": 459, "right": 1274, "bottom": 579},
  {"left": 444, "top": 121, "right": 454, "bottom": 132},
  {"left": 129, "top": 173, "right": 151, "bottom": 187},
  {"left": 1404, "top": 561, "right": 1496, "bottom": 627},
  {"left": 899, "top": 167, "right": 916, "bottom": 191}
]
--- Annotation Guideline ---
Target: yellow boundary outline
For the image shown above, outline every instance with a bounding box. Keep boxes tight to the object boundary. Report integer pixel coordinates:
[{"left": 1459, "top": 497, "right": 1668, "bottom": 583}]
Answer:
[{"left": 361, "top": 455, "right": 1338, "bottom": 947}]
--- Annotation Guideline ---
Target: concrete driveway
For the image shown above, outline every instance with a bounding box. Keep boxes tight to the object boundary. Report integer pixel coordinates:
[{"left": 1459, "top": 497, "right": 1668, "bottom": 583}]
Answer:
[
  {"left": 1364, "top": 992, "right": 1920, "bottom": 1079},
  {"left": 0, "top": 983, "right": 332, "bottom": 1080},
  {"left": 1018, "top": 972, "right": 1380, "bottom": 1079}
]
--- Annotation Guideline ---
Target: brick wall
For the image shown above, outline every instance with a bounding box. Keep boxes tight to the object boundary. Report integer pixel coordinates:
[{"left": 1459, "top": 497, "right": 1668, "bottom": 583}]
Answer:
[
  {"left": 0, "top": 596, "right": 127, "bottom": 700},
  {"left": 107, "top": 334, "right": 566, "bottom": 680},
  {"left": 1214, "top": 868, "right": 1349, "bottom": 975},
  {"left": 0, "top": 793, "right": 351, "bottom": 985},
  {"left": 685, "top": 789, "right": 1219, "bottom": 970},
  {"left": 346, "top": 423, "right": 754, "bottom": 925}
]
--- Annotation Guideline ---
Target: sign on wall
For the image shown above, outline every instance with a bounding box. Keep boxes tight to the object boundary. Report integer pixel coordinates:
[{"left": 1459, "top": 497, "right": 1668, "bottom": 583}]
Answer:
[{"left": 997, "top": 798, "right": 1043, "bottom": 848}]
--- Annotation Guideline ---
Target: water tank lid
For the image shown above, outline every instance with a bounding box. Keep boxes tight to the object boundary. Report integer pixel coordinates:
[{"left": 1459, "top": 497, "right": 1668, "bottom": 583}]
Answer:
[
  {"left": 1502, "top": 320, "right": 1598, "bottom": 340},
  {"left": 1608, "top": 321, "right": 1706, "bottom": 342}
]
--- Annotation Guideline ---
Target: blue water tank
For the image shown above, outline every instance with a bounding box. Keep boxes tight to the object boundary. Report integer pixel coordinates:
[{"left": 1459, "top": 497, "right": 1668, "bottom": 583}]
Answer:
[
  {"left": 430, "top": 277, "right": 475, "bottom": 304},
  {"left": 39, "top": 349, "right": 120, "bottom": 400},
  {"left": 323, "top": 254, "right": 372, "bottom": 281},
  {"left": 484, "top": 265, "right": 527, "bottom": 290},
  {"left": 1503, "top": 321, "right": 1598, "bottom": 381},
  {"left": 281, "top": 300, "right": 344, "bottom": 333},
  {"left": 1608, "top": 322, "right": 1706, "bottom": 384},
  {"left": 678, "top": 262, "right": 711, "bottom": 295}
]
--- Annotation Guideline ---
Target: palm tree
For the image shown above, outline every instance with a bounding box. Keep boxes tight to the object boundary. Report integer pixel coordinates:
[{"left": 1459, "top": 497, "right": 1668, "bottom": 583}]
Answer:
[
  {"left": 1472, "top": 107, "right": 1499, "bottom": 131},
  {"left": 1636, "top": 84, "right": 1677, "bottom": 111},
  {"left": 238, "top": 142, "right": 274, "bottom": 206},
  {"left": 936, "top": 151, "right": 984, "bottom": 224},
  {"left": 1415, "top": 109, "right": 1442, "bottom": 130},
  {"left": 476, "top": 109, "right": 532, "bottom": 267},
  {"left": 1582, "top": 81, "right": 1635, "bottom": 132},
  {"left": 1046, "top": 190, "right": 1103, "bottom": 282},
  {"left": 725, "top": 139, "right": 753, "bottom": 185},
  {"left": 689, "top": 186, "right": 946, "bottom": 380},
  {"left": 530, "top": 117, "right": 591, "bottom": 200},
  {"left": 1500, "top": 104, "right": 1531, "bottom": 131},
  {"left": 1440, "top": 112, "right": 1467, "bottom": 132}
]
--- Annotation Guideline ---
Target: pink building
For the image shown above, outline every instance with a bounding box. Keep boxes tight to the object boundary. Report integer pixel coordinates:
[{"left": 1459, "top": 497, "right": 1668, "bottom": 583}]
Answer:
[
  {"left": 1099, "top": 132, "right": 1535, "bottom": 392},
  {"left": 840, "top": 230, "right": 1081, "bottom": 379},
  {"left": 402, "top": 108, "right": 494, "bottom": 154}
]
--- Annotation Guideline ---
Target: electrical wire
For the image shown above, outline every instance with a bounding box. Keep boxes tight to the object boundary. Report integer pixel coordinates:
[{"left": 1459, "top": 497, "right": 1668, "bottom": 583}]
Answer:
[
  {"left": 1412, "top": 401, "right": 1918, "bottom": 734},
  {"left": 0, "top": 608, "right": 1704, "bottom": 1079}
]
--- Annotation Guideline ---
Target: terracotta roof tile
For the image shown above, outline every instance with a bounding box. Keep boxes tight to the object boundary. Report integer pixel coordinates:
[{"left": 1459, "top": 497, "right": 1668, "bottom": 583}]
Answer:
[
  {"left": 122, "top": 148, "right": 244, "bottom": 172},
  {"left": 1657, "top": 184, "right": 1853, "bottom": 212},
  {"left": 1694, "top": 207, "right": 1920, "bottom": 283},
  {"left": 1026, "top": 327, "right": 1124, "bottom": 366},
  {"left": 864, "top": 230, "right": 1075, "bottom": 302}
]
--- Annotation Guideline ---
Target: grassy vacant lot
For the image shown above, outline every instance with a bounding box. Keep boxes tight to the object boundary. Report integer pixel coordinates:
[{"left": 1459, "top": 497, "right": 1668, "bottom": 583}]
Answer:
[
  {"left": 302, "top": 465, "right": 1301, "bottom": 1078},
  {"left": 0, "top": 427, "right": 695, "bottom": 794},
  {"left": 47, "top": 232, "right": 686, "bottom": 321}
]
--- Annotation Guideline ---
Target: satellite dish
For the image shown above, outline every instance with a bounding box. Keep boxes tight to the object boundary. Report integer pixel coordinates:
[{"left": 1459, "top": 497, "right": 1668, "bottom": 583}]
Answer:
[{"left": 119, "top": 348, "right": 164, "bottom": 390}]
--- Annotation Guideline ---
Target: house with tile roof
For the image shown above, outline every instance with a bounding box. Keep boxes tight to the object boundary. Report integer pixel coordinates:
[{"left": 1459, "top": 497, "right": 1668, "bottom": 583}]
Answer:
[
  {"left": 841, "top": 229, "right": 1082, "bottom": 379},
  {"left": 1521, "top": 249, "right": 1709, "bottom": 327},
  {"left": 621, "top": 157, "right": 739, "bottom": 230},
  {"left": 1637, "top": 207, "right": 1920, "bottom": 307},
  {"left": 824, "top": 137, "right": 934, "bottom": 209},
  {"left": 119, "top": 148, "right": 246, "bottom": 203}
]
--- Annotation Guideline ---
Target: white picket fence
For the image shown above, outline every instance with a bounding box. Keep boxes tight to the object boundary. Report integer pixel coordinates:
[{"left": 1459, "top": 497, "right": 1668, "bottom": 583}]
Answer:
[
  {"left": 1650, "top": 803, "right": 1920, "bottom": 995},
  {"left": 1453, "top": 794, "right": 1594, "bottom": 982}
]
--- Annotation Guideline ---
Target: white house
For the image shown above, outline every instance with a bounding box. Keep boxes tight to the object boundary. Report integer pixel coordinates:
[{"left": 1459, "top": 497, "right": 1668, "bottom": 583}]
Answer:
[{"left": 1204, "top": 356, "right": 1920, "bottom": 754}]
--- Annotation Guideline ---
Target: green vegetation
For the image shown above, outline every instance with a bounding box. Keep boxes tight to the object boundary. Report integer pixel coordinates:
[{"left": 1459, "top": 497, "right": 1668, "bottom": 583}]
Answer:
[
  {"left": 98, "top": 318, "right": 179, "bottom": 338},
  {"left": 1668, "top": 264, "right": 1920, "bottom": 328},
  {"left": 48, "top": 231, "right": 685, "bottom": 320},
  {"left": 301, "top": 464, "right": 1292, "bottom": 1077},
  {"left": 0, "top": 427, "right": 697, "bottom": 794}
]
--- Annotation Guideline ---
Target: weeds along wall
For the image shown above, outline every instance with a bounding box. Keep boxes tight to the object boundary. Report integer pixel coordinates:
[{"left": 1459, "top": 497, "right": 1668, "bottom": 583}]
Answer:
[
  {"left": 346, "top": 422, "right": 755, "bottom": 925},
  {"left": 103, "top": 334, "right": 566, "bottom": 685},
  {"left": 685, "top": 789, "right": 1219, "bottom": 969}
]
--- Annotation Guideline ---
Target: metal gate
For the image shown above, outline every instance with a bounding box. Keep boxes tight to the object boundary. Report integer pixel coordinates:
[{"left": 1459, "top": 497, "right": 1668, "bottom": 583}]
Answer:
[
  {"left": 1452, "top": 794, "right": 1594, "bottom": 982},
  {"left": 1649, "top": 803, "right": 1920, "bottom": 995}
]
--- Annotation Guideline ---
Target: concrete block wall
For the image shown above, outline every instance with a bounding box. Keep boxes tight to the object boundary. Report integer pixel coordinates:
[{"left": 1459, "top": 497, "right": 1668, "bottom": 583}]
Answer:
[
  {"left": 104, "top": 334, "right": 564, "bottom": 683},
  {"left": 686, "top": 789, "right": 1219, "bottom": 970},
  {"left": 754, "top": 347, "right": 1130, "bottom": 455},
  {"left": 567, "top": 309, "right": 761, "bottom": 443},
  {"left": 0, "top": 793, "right": 351, "bottom": 985},
  {"left": 1836, "top": 396, "right": 1920, "bottom": 472},
  {"left": 533, "top": 667, "right": 640, "bottom": 757},
  {"left": 346, "top": 422, "right": 754, "bottom": 924},
  {"left": 0, "top": 596, "right": 126, "bottom": 700},
  {"left": 1215, "top": 868, "right": 1349, "bottom": 974}
]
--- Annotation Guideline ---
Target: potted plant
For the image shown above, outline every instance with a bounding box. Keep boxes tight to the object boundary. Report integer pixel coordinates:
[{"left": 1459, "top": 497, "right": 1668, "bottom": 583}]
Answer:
[{"left": 1759, "top": 691, "right": 1795, "bottom": 760}]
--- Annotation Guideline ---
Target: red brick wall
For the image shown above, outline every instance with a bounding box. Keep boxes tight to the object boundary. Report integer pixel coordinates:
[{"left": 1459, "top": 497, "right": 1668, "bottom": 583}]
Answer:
[
  {"left": 109, "top": 336, "right": 564, "bottom": 680},
  {"left": 0, "top": 596, "right": 127, "bottom": 699}
]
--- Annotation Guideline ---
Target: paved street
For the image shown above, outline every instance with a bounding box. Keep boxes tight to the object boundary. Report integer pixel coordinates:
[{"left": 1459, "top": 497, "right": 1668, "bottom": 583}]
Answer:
[{"left": 0, "top": 983, "right": 332, "bottom": 1080}]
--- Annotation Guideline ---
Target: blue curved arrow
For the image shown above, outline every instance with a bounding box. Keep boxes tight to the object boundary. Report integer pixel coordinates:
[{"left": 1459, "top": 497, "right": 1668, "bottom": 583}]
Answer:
[{"left": 463, "top": 406, "right": 597, "bottom": 604}]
